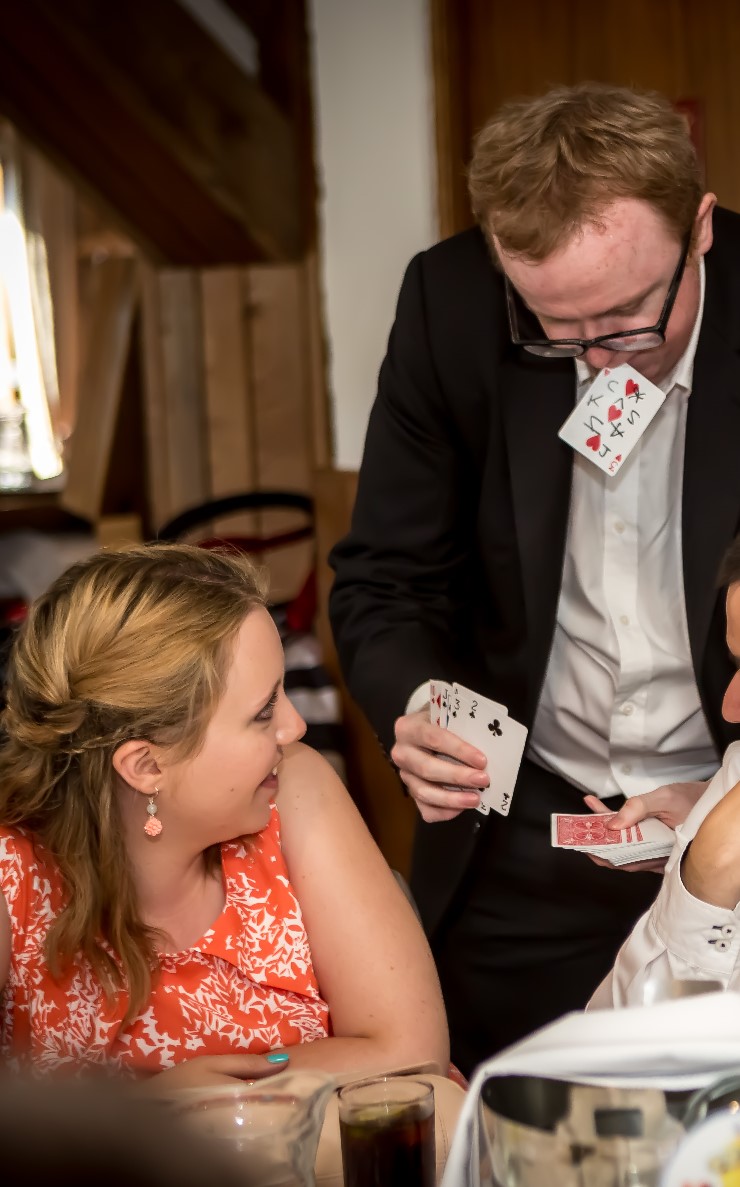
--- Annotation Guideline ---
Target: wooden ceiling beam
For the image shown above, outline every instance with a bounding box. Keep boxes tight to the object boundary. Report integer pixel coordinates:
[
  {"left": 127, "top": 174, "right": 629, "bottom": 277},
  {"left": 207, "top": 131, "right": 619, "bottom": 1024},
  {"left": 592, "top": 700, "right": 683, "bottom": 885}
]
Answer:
[
  {"left": 225, "top": 0, "right": 319, "bottom": 242},
  {"left": 0, "top": 0, "right": 305, "bottom": 264}
]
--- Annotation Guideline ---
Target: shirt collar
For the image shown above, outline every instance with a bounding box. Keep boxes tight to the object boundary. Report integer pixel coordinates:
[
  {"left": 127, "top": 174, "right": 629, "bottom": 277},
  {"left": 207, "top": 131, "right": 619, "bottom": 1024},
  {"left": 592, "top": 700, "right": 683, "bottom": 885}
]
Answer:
[{"left": 574, "top": 257, "right": 705, "bottom": 396}]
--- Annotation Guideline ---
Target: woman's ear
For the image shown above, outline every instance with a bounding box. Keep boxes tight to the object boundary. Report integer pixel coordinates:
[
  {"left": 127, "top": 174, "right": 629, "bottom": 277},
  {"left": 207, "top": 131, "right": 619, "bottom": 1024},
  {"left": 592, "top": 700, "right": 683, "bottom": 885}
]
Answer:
[{"left": 112, "top": 740, "right": 162, "bottom": 795}]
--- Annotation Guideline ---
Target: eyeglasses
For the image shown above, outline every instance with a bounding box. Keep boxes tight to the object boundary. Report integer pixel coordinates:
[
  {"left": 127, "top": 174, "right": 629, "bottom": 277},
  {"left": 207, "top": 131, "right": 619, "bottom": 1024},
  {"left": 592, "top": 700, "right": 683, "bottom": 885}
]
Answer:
[{"left": 504, "top": 231, "right": 691, "bottom": 358}]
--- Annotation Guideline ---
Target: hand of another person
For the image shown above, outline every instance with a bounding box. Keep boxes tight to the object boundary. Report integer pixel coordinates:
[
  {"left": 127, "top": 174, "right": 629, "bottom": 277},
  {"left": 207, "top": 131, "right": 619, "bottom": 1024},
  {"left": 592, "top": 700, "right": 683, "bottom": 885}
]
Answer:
[
  {"left": 682, "top": 778, "right": 740, "bottom": 909},
  {"left": 391, "top": 707, "right": 489, "bottom": 823},
  {"left": 136, "top": 1053, "right": 289, "bottom": 1098},
  {"left": 582, "top": 781, "right": 709, "bottom": 874}
]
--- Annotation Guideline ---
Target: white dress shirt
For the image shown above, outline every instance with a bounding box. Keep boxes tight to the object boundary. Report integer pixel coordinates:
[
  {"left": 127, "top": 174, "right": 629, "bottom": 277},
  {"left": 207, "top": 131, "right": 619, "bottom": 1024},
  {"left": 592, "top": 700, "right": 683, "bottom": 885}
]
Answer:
[
  {"left": 529, "top": 261, "right": 719, "bottom": 799},
  {"left": 590, "top": 740, "right": 740, "bottom": 1008}
]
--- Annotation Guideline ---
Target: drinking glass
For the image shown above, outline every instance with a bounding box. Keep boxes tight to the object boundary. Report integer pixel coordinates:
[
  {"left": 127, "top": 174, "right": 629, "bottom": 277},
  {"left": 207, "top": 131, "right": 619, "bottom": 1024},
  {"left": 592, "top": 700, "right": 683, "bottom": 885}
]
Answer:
[
  {"left": 174, "top": 1070, "right": 334, "bottom": 1187},
  {"left": 338, "top": 1075, "right": 435, "bottom": 1187}
]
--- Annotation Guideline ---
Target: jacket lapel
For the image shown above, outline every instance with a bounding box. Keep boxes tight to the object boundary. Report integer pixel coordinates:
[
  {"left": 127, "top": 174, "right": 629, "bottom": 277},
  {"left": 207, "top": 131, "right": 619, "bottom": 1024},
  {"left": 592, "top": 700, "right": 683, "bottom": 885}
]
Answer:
[
  {"left": 683, "top": 312, "right": 740, "bottom": 674},
  {"left": 500, "top": 352, "right": 575, "bottom": 720}
]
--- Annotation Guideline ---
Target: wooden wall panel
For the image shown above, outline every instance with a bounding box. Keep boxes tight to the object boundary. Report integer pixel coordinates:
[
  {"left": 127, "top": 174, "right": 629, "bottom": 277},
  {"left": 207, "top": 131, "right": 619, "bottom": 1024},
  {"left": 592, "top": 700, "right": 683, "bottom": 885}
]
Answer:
[
  {"left": 158, "top": 270, "right": 209, "bottom": 515},
  {"left": 248, "top": 264, "right": 314, "bottom": 602},
  {"left": 60, "top": 257, "right": 137, "bottom": 521},
  {"left": 139, "top": 259, "right": 321, "bottom": 602},
  {"left": 430, "top": 0, "right": 471, "bottom": 241},
  {"left": 200, "top": 268, "right": 259, "bottom": 538},
  {"left": 139, "top": 261, "right": 172, "bottom": 529}
]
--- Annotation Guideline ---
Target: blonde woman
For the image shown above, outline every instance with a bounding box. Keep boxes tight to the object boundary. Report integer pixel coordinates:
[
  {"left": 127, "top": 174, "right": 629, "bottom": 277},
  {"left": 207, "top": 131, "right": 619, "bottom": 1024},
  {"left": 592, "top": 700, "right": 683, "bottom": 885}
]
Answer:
[{"left": 0, "top": 544, "right": 448, "bottom": 1088}]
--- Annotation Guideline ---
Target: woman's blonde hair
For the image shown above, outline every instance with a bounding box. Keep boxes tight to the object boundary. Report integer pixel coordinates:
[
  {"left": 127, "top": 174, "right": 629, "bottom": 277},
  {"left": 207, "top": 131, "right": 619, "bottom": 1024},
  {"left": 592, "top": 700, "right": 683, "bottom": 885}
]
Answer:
[
  {"left": 0, "top": 543, "right": 268, "bottom": 1021},
  {"left": 468, "top": 82, "right": 702, "bottom": 260}
]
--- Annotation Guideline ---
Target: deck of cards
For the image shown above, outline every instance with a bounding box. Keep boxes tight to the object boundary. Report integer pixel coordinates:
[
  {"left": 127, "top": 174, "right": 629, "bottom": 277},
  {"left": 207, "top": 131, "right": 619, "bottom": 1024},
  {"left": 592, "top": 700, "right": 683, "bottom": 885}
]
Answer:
[
  {"left": 429, "top": 679, "right": 528, "bottom": 817},
  {"left": 550, "top": 811, "right": 675, "bottom": 865}
]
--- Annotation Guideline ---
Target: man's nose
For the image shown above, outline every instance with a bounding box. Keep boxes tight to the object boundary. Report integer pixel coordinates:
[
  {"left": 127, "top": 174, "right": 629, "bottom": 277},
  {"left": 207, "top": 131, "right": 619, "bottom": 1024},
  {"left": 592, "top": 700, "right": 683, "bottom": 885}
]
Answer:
[
  {"left": 582, "top": 346, "right": 617, "bottom": 372},
  {"left": 723, "top": 671, "right": 740, "bottom": 722}
]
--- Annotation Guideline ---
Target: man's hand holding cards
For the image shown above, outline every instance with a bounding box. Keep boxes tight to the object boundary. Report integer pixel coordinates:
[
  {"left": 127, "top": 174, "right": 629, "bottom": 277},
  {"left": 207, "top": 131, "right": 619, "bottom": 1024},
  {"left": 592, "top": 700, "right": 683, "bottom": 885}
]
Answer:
[
  {"left": 429, "top": 679, "right": 528, "bottom": 817},
  {"left": 550, "top": 811, "right": 675, "bottom": 865}
]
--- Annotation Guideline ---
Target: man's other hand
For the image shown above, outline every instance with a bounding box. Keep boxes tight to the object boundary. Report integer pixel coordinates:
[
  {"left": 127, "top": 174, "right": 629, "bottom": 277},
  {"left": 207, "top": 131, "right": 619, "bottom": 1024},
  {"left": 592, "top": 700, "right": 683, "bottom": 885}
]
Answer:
[{"left": 391, "top": 708, "right": 489, "bottom": 822}]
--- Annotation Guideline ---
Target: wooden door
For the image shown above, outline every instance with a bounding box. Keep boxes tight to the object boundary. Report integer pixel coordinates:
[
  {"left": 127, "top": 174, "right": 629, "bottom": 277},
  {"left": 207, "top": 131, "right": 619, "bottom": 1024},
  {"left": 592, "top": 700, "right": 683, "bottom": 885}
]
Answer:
[{"left": 433, "top": 0, "right": 740, "bottom": 237}]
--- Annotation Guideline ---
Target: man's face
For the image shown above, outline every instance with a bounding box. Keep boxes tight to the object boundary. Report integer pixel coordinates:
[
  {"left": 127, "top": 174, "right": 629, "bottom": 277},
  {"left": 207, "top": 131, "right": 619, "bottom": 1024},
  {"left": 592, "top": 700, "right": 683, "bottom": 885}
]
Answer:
[{"left": 496, "top": 195, "right": 715, "bottom": 386}]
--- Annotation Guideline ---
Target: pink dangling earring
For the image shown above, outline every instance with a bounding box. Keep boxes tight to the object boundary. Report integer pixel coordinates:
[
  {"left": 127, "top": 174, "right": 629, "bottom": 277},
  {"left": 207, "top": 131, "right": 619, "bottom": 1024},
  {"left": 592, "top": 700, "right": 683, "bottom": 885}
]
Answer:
[{"left": 144, "top": 787, "right": 162, "bottom": 837}]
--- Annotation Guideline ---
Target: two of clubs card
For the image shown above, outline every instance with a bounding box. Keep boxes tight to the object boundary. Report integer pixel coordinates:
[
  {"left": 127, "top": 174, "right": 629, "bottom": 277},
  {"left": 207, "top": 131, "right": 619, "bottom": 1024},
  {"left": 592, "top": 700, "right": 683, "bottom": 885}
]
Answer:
[
  {"left": 550, "top": 811, "right": 675, "bottom": 865},
  {"left": 558, "top": 362, "right": 667, "bottom": 478},
  {"left": 429, "top": 679, "right": 528, "bottom": 818}
]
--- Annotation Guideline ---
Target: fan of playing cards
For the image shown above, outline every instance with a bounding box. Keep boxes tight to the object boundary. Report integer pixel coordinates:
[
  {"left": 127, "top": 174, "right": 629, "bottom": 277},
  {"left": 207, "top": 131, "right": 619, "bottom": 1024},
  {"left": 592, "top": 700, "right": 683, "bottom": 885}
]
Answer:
[
  {"left": 429, "top": 679, "right": 528, "bottom": 817},
  {"left": 551, "top": 811, "right": 676, "bottom": 865}
]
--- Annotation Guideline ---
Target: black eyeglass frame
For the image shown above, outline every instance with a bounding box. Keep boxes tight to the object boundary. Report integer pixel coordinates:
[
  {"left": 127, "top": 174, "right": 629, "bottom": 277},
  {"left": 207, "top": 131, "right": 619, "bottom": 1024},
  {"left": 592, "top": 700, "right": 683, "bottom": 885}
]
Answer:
[{"left": 504, "top": 231, "right": 692, "bottom": 358}]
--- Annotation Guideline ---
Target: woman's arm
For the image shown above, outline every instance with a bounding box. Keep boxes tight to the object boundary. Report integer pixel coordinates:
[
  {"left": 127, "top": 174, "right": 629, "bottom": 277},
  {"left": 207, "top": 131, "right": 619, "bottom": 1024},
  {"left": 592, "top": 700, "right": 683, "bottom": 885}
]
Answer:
[
  {"left": 589, "top": 765, "right": 740, "bottom": 1009},
  {"left": 276, "top": 742, "right": 449, "bottom": 1075}
]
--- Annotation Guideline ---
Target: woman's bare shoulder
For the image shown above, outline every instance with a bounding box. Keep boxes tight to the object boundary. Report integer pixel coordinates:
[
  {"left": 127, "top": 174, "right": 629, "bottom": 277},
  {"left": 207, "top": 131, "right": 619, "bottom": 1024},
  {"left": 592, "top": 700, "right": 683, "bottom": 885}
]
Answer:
[{"left": 277, "top": 741, "right": 346, "bottom": 802}]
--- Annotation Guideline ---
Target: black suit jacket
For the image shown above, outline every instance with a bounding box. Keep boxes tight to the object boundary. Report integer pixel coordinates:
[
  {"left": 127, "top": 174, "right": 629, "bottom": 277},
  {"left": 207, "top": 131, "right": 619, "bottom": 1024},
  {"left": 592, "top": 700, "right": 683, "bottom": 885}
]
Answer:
[{"left": 329, "top": 208, "right": 740, "bottom": 933}]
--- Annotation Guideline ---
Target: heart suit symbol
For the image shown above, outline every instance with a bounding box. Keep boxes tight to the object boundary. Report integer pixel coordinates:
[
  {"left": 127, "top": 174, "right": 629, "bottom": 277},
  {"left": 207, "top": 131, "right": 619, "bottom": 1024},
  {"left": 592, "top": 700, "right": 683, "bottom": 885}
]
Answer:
[
  {"left": 625, "top": 379, "right": 639, "bottom": 395},
  {"left": 586, "top": 434, "right": 601, "bottom": 451},
  {"left": 607, "top": 404, "right": 622, "bottom": 422}
]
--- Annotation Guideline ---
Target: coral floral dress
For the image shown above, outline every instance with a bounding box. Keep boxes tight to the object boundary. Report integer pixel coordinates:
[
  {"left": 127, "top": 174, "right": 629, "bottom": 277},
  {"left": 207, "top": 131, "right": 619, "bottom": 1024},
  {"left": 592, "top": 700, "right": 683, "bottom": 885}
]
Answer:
[{"left": 0, "top": 805, "right": 330, "bottom": 1075}]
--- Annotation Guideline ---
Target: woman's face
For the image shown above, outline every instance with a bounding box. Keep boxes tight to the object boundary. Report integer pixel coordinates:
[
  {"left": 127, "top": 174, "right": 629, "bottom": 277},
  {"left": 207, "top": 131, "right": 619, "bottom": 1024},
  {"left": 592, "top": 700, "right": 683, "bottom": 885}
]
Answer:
[{"left": 157, "top": 607, "right": 306, "bottom": 847}]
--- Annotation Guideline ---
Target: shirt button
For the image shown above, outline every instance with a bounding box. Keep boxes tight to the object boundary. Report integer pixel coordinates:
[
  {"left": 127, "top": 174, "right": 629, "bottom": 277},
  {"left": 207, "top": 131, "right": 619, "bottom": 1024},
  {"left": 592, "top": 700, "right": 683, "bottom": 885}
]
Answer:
[
  {"left": 622, "top": 763, "right": 633, "bottom": 774},
  {"left": 614, "top": 521, "right": 626, "bottom": 534},
  {"left": 619, "top": 614, "right": 630, "bottom": 626},
  {"left": 621, "top": 703, "right": 634, "bottom": 716},
  {"left": 722, "top": 925, "right": 735, "bottom": 939},
  {"left": 716, "top": 939, "right": 730, "bottom": 951}
]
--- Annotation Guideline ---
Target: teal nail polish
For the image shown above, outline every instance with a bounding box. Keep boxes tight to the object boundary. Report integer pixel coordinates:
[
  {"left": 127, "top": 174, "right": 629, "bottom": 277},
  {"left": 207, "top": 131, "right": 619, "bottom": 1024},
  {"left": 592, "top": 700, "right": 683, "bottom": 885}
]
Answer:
[{"left": 266, "top": 1052, "right": 290, "bottom": 1064}]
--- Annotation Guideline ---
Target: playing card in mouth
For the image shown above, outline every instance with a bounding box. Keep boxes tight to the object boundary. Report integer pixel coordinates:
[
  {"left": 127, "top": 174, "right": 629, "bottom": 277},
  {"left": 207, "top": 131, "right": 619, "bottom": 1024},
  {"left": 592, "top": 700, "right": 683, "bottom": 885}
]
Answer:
[
  {"left": 428, "top": 679, "right": 527, "bottom": 818},
  {"left": 558, "top": 362, "right": 667, "bottom": 477},
  {"left": 550, "top": 811, "right": 675, "bottom": 865}
]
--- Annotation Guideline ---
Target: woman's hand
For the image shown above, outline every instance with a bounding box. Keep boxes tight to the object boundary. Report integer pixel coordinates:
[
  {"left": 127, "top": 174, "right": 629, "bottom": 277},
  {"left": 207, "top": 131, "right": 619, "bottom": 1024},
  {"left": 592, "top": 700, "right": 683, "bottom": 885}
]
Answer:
[
  {"left": 136, "top": 1053, "right": 289, "bottom": 1097},
  {"left": 582, "top": 781, "right": 708, "bottom": 874}
]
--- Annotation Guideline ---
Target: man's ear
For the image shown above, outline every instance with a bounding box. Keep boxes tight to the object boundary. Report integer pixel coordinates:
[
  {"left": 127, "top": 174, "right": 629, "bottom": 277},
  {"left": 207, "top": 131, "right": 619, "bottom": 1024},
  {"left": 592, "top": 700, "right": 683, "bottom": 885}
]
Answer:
[
  {"left": 694, "top": 192, "right": 717, "bottom": 257},
  {"left": 112, "top": 740, "right": 163, "bottom": 795}
]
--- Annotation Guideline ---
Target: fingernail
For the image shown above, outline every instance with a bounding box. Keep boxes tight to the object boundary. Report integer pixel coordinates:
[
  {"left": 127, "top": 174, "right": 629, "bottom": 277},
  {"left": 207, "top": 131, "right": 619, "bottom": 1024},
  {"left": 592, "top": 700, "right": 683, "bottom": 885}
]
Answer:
[{"left": 266, "top": 1052, "right": 290, "bottom": 1064}]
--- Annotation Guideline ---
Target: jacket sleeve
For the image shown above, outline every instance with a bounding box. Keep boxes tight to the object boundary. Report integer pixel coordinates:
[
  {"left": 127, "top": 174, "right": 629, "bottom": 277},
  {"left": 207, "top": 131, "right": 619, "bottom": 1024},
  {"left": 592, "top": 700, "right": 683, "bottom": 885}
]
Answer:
[{"left": 328, "top": 251, "right": 479, "bottom": 753}]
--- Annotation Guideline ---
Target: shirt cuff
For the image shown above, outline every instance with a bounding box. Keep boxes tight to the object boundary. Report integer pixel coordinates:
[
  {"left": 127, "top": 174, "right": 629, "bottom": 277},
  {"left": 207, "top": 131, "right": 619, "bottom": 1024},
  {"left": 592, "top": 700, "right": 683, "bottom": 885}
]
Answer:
[{"left": 651, "top": 853, "right": 740, "bottom": 976}]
